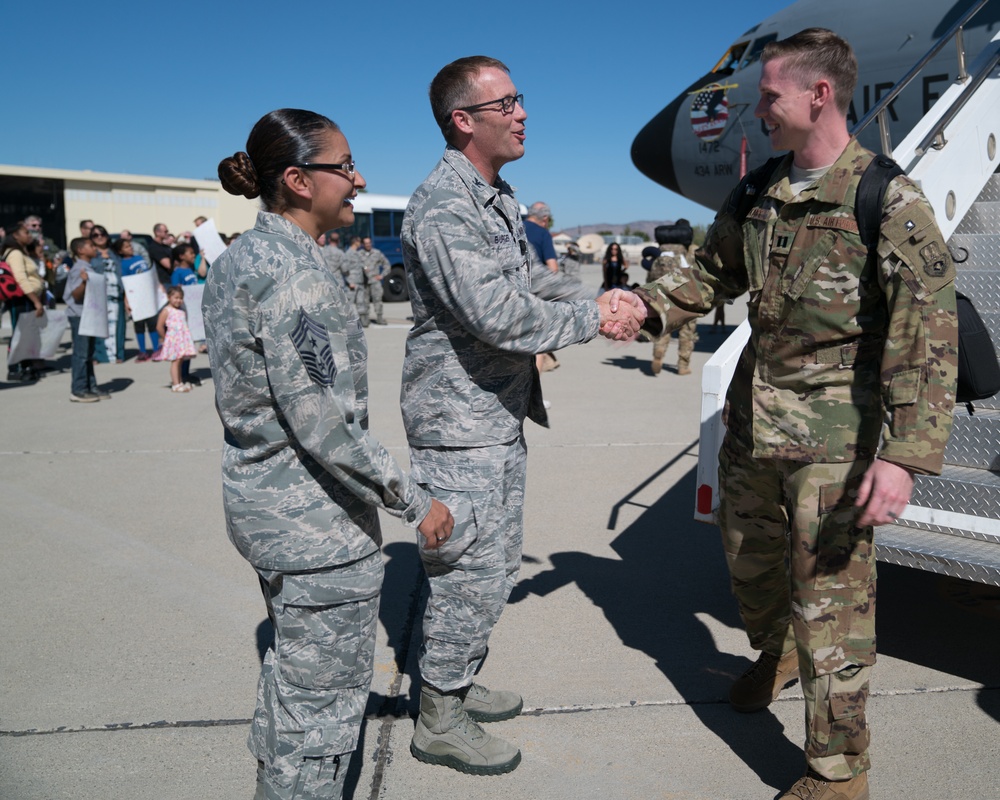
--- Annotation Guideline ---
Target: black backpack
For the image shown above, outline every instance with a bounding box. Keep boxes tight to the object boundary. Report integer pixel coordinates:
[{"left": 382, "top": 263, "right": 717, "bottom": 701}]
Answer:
[
  {"left": 731, "top": 154, "right": 1000, "bottom": 412},
  {"left": 956, "top": 291, "right": 1000, "bottom": 408}
]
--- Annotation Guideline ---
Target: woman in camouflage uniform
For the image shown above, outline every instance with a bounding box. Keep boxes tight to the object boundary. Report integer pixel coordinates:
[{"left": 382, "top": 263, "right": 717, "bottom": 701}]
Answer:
[{"left": 205, "top": 109, "right": 453, "bottom": 800}]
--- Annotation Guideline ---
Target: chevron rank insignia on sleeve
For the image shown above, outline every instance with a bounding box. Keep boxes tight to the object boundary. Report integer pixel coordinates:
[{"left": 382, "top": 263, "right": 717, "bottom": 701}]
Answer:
[{"left": 290, "top": 309, "right": 337, "bottom": 387}]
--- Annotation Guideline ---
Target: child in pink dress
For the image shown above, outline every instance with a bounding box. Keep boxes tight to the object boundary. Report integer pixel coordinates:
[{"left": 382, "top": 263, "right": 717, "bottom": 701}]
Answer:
[{"left": 154, "top": 285, "right": 197, "bottom": 392}]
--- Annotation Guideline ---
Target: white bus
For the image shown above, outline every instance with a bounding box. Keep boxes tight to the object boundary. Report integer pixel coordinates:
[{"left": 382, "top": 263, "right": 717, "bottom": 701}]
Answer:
[{"left": 329, "top": 193, "right": 410, "bottom": 301}]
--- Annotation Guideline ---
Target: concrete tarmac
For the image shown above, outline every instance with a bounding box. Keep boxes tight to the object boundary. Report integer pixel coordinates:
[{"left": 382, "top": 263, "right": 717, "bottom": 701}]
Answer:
[{"left": 2, "top": 275, "right": 999, "bottom": 800}]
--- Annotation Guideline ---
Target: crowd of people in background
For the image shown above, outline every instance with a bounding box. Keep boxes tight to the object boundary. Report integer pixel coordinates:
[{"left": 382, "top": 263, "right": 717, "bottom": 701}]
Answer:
[
  {"left": 1, "top": 216, "right": 245, "bottom": 398},
  {"left": 3, "top": 209, "right": 704, "bottom": 398}
]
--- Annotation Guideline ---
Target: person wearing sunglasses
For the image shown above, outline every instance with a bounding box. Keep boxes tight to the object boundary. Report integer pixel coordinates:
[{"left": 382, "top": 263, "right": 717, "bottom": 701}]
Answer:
[{"left": 89, "top": 225, "right": 126, "bottom": 364}]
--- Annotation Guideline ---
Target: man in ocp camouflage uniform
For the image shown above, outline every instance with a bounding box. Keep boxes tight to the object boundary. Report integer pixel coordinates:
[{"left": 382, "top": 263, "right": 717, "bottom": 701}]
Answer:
[
  {"left": 635, "top": 29, "right": 956, "bottom": 800},
  {"left": 401, "top": 55, "right": 644, "bottom": 777},
  {"left": 559, "top": 241, "right": 582, "bottom": 280},
  {"left": 359, "top": 236, "right": 389, "bottom": 324},
  {"left": 647, "top": 219, "right": 698, "bottom": 376}
]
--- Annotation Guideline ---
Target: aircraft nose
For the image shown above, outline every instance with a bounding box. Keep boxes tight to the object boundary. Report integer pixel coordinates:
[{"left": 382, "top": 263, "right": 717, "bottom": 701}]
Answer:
[
  {"left": 631, "top": 89, "right": 687, "bottom": 195},
  {"left": 633, "top": 69, "right": 725, "bottom": 195}
]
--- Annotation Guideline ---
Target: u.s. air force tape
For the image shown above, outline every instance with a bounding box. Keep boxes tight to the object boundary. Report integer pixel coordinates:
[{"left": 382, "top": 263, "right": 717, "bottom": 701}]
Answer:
[{"left": 290, "top": 308, "right": 337, "bottom": 387}]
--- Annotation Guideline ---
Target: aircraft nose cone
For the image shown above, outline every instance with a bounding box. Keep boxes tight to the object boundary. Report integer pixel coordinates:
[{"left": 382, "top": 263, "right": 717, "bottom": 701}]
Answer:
[{"left": 631, "top": 92, "right": 686, "bottom": 196}]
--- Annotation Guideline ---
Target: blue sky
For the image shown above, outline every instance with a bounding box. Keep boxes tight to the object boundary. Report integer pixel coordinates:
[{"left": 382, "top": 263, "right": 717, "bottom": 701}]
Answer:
[{"left": 6, "top": 0, "right": 788, "bottom": 230}]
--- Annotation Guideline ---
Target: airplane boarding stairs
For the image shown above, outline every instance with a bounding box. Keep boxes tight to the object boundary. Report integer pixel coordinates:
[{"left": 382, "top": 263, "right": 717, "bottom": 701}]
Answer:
[
  {"left": 695, "top": 7, "right": 1000, "bottom": 585},
  {"left": 873, "top": 178, "right": 1000, "bottom": 585}
]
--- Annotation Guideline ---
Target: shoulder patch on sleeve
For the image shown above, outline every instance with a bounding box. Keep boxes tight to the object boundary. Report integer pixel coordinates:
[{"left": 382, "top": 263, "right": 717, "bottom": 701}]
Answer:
[
  {"left": 879, "top": 199, "right": 954, "bottom": 292},
  {"left": 290, "top": 308, "right": 337, "bottom": 387}
]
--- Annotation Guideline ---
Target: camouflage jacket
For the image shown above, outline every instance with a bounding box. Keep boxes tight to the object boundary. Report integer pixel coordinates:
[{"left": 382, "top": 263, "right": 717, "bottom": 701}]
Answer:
[
  {"left": 203, "top": 212, "right": 431, "bottom": 571},
  {"left": 639, "top": 139, "right": 957, "bottom": 474},
  {"left": 344, "top": 248, "right": 366, "bottom": 286},
  {"left": 401, "top": 146, "right": 600, "bottom": 447},
  {"left": 320, "top": 243, "right": 346, "bottom": 284},
  {"left": 359, "top": 247, "right": 390, "bottom": 278}
]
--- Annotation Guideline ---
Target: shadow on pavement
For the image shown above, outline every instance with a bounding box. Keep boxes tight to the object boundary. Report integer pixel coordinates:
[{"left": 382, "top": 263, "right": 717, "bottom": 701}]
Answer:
[
  {"left": 876, "top": 562, "right": 1000, "bottom": 723},
  {"left": 509, "top": 464, "right": 803, "bottom": 790},
  {"left": 509, "top": 459, "right": 1000, "bottom": 789}
]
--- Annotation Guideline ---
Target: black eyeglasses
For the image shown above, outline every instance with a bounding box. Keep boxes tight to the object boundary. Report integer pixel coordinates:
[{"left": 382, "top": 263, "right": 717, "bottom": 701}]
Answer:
[
  {"left": 293, "top": 161, "right": 356, "bottom": 177},
  {"left": 90, "top": 231, "right": 108, "bottom": 238},
  {"left": 456, "top": 94, "right": 524, "bottom": 115}
]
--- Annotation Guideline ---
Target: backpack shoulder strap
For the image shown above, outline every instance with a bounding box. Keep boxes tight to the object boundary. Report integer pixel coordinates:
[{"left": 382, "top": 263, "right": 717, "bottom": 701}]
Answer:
[
  {"left": 727, "top": 156, "right": 784, "bottom": 225},
  {"left": 856, "top": 154, "right": 905, "bottom": 251}
]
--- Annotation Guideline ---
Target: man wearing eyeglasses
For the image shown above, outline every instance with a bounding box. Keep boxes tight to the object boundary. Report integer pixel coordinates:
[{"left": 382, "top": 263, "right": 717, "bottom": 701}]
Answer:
[{"left": 400, "top": 55, "right": 645, "bottom": 776}]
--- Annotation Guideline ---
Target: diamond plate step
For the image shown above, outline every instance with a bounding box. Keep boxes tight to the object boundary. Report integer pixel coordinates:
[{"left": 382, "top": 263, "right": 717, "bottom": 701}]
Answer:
[
  {"left": 948, "top": 234, "right": 1000, "bottom": 272},
  {"left": 875, "top": 524, "right": 1000, "bottom": 585},
  {"left": 945, "top": 408, "right": 1000, "bottom": 469},
  {"left": 966, "top": 172, "right": 1000, "bottom": 203},
  {"left": 953, "top": 202, "right": 1000, "bottom": 235},
  {"left": 911, "top": 465, "right": 1000, "bottom": 515},
  {"left": 953, "top": 269, "right": 1000, "bottom": 312}
]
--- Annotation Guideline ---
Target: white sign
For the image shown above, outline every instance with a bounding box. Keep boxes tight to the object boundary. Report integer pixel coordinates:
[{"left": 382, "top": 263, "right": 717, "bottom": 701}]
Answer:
[
  {"left": 182, "top": 283, "right": 206, "bottom": 341},
  {"left": 78, "top": 271, "right": 109, "bottom": 338},
  {"left": 122, "top": 270, "right": 161, "bottom": 321},
  {"left": 10, "top": 309, "right": 71, "bottom": 364},
  {"left": 8, "top": 312, "right": 46, "bottom": 364},
  {"left": 195, "top": 218, "right": 228, "bottom": 265}
]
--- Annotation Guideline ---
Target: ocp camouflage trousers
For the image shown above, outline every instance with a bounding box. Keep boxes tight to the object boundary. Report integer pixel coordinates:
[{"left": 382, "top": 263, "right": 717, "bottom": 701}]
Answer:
[
  {"left": 652, "top": 319, "right": 698, "bottom": 364},
  {"left": 250, "top": 552, "right": 383, "bottom": 799},
  {"left": 719, "top": 435, "right": 875, "bottom": 780},
  {"left": 411, "top": 437, "right": 527, "bottom": 692}
]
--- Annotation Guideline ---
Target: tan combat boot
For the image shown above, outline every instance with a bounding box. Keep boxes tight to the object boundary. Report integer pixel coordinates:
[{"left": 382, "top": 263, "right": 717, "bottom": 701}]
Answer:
[
  {"left": 410, "top": 684, "right": 521, "bottom": 775},
  {"left": 780, "top": 770, "right": 869, "bottom": 800},
  {"left": 729, "top": 649, "right": 800, "bottom": 712},
  {"left": 463, "top": 682, "right": 523, "bottom": 722},
  {"left": 677, "top": 356, "right": 692, "bottom": 375},
  {"left": 651, "top": 343, "right": 666, "bottom": 375}
]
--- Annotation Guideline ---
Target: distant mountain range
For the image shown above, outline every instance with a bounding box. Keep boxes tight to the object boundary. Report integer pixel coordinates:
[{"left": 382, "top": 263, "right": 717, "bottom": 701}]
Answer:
[{"left": 554, "top": 220, "right": 677, "bottom": 240}]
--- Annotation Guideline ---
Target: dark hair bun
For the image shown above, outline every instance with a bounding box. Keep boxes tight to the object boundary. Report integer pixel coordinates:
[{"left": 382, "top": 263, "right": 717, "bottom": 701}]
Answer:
[{"left": 218, "top": 151, "right": 260, "bottom": 199}]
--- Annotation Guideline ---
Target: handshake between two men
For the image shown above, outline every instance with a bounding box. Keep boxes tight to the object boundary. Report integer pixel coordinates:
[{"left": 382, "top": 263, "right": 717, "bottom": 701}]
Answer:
[{"left": 595, "top": 288, "right": 648, "bottom": 341}]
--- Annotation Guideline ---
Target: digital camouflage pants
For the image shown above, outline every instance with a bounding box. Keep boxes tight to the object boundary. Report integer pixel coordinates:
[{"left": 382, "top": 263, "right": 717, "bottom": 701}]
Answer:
[
  {"left": 410, "top": 437, "right": 527, "bottom": 692},
  {"left": 368, "top": 278, "right": 384, "bottom": 323},
  {"left": 251, "top": 552, "right": 383, "bottom": 799},
  {"left": 719, "top": 435, "right": 875, "bottom": 780},
  {"left": 351, "top": 285, "right": 369, "bottom": 326}
]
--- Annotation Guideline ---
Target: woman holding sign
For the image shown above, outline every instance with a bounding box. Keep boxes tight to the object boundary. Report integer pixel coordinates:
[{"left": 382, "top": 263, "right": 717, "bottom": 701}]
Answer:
[{"left": 204, "top": 109, "right": 453, "bottom": 800}]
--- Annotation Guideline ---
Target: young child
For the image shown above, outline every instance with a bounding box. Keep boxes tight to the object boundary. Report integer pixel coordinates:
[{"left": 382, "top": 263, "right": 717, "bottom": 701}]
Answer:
[
  {"left": 63, "top": 237, "right": 107, "bottom": 402},
  {"left": 170, "top": 244, "right": 199, "bottom": 286},
  {"left": 153, "top": 285, "right": 197, "bottom": 392},
  {"left": 114, "top": 238, "right": 160, "bottom": 360}
]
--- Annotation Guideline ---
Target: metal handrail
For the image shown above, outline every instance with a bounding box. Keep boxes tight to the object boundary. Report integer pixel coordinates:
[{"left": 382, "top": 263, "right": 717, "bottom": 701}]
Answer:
[
  {"left": 851, "top": 0, "right": 991, "bottom": 154},
  {"left": 914, "top": 48, "right": 1000, "bottom": 156}
]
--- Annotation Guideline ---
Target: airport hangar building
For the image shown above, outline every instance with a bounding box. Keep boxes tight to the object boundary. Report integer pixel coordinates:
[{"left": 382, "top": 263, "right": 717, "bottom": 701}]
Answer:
[{"left": 0, "top": 164, "right": 260, "bottom": 249}]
